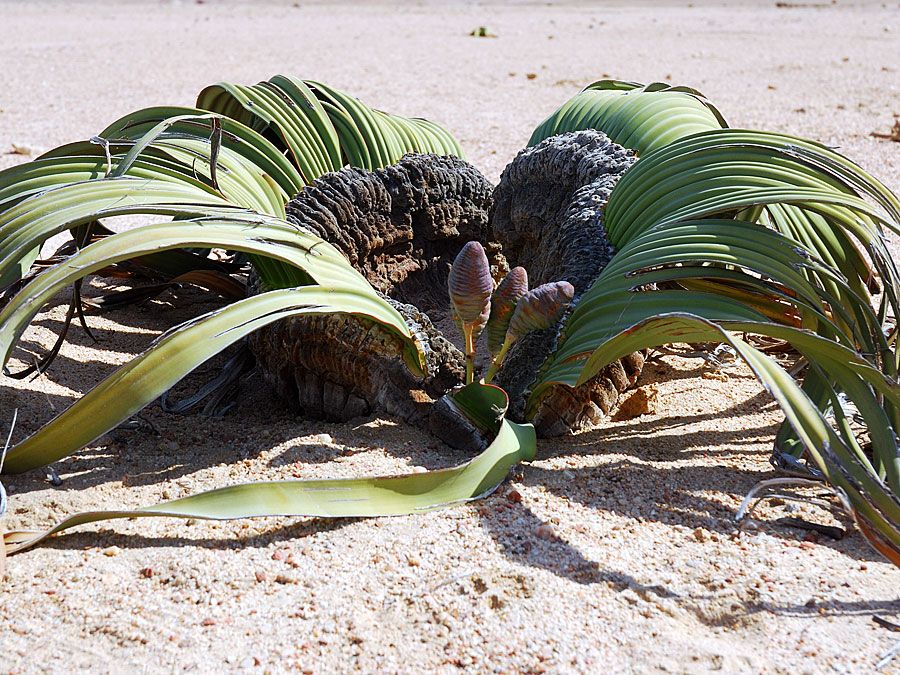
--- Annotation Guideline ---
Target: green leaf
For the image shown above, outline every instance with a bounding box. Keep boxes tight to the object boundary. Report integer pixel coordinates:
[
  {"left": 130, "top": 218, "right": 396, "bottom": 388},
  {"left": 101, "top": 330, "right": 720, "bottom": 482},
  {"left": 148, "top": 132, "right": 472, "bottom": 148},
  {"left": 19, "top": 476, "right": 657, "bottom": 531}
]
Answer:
[
  {"left": 529, "top": 79, "right": 726, "bottom": 154},
  {"left": 1, "top": 284, "right": 417, "bottom": 474},
  {"left": 101, "top": 105, "right": 307, "bottom": 196},
  {"left": 528, "top": 124, "right": 900, "bottom": 562},
  {"left": 3, "top": 386, "right": 536, "bottom": 555},
  {"left": 547, "top": 313, "right": 899, "bottom": 559},
  {"left": 0, "top": 178, "right": 236, "bottom": 290},
  {"left": 0, "top": 73, "right": 512, "bottom": 561}
]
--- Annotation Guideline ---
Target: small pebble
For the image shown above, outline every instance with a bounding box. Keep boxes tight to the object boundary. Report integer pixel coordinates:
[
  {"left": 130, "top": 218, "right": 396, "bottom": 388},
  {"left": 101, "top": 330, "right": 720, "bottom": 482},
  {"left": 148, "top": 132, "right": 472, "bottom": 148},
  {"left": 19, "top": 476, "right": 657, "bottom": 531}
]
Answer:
[
  {"left": 10, "top": 143, "right": 35, "bottom": 156},
  {"left": 535, "top": 525, "right": 555, "bottom": 540}
]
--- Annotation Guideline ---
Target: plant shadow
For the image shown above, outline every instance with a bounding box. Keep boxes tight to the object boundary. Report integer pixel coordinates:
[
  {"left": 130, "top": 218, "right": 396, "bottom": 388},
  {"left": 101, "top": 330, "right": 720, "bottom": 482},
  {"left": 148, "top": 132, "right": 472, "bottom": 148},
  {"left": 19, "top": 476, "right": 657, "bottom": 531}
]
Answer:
[
  {"left": 34, "top": 516, "right": 360, "bottom": 553},
  {"left": 1, "top": 287, "right": 890, "bottom": 590}
]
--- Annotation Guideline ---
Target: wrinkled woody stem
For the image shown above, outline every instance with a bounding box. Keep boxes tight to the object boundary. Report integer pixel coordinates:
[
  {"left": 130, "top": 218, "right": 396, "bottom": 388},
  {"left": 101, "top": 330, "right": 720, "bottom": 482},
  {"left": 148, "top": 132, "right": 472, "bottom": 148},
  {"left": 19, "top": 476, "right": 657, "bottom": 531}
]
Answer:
[{"left": 484, "top": 337, "right": 513, "bottom": 384}]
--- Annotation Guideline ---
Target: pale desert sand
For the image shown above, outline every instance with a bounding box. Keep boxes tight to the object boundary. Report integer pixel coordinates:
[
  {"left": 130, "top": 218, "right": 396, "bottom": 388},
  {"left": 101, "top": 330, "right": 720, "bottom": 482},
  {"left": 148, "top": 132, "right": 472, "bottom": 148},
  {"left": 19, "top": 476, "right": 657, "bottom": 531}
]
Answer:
[{"left": 1, "top": 1, "right": 899, "bottom": 672}]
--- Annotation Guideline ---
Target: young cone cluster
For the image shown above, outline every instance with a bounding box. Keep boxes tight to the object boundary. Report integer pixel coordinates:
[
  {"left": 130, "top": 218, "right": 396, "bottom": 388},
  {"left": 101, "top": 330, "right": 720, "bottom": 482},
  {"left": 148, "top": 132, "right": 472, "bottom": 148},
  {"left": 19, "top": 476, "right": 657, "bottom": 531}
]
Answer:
[
  {"left": 448, "top": 243, "right": 575, "bottom": 384},
  {"left": 486, "top": 266, "right": 529, "bottom": 357},
  {"left": 485, "top": 280, "right": 574, "bottom": 383}
]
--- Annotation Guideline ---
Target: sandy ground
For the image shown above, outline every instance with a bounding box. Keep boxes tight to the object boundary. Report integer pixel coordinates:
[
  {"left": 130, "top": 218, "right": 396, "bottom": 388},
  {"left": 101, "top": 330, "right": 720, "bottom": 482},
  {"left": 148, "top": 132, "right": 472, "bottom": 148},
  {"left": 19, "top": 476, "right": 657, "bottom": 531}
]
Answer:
[{"left": 1, "top": 1, "right": 899, "bottom": 672}]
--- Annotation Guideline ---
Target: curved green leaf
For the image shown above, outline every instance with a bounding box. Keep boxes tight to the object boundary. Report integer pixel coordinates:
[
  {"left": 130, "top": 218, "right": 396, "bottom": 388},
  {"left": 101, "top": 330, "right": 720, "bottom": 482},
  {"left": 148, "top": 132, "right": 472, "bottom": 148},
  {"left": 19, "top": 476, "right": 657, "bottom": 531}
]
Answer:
[
  {"left": 541, "top": 313, "right": 899, "bottom": 559},
  {"left": 3, "top": 385, "right": 535, "bottom": 554},
  {"left": 529, "top": 79, "right": 726, "bottom": 154},
  {"left": 2, "top": 285, "right": 418, "bottom": 474}
]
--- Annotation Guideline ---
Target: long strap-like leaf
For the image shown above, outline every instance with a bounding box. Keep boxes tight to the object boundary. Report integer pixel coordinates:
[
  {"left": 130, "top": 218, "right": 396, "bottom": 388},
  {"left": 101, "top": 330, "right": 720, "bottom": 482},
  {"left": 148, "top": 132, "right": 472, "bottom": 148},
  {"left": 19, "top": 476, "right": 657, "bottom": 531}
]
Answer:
[
  {"left": 529, "top": 80, "right": 726, "bottom": 154},
  {"left": 0, "top": 74, "right": 503, "bottom": 559},
  {"left": 1, "top": 285, "right": 418, "bottom": 474},
  {"left": 549, "top": 312, "right": 900, "bottom": 559},
  {"left": 3, "top": 384, "right": 535, "bottom": 555}
]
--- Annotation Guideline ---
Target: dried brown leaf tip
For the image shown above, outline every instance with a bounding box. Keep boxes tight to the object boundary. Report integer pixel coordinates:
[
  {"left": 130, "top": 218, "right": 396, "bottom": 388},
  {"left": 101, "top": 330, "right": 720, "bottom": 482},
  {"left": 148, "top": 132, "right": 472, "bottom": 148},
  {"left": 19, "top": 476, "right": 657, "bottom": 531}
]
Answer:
[
  {"left": 487, "top": 267, "right": 528, "bottom": 357},
  {"left": 871, "top": 118, "right": 900, "bottom": 143}
]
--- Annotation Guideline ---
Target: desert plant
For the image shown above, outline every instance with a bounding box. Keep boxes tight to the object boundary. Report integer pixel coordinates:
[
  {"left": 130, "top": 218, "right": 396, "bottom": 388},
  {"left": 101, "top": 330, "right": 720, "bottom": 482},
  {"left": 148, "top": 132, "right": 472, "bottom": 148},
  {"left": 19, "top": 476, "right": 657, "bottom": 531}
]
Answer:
[
  {"left": 0, "top": 75, "right": 534, "bottom": 553},
  {"left": 525, "top": 82, "right": 899, "bottom": 562},
  {"left": 0, "top": 77, "right": 897, "bottom": 566}
]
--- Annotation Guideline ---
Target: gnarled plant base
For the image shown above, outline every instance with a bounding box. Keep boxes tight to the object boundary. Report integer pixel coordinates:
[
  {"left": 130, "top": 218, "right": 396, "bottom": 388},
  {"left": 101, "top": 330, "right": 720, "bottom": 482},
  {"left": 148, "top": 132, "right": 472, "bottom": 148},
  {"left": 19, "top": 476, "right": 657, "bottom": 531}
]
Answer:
[
  {"left": 249, "top": 154, "right": 495, "bottom": 449},
  {"left": 249, "top": 134, "right": 645, "bottom": 443},
  {"left": 491, "top": 131, "right": 646, "bottom": 434}
]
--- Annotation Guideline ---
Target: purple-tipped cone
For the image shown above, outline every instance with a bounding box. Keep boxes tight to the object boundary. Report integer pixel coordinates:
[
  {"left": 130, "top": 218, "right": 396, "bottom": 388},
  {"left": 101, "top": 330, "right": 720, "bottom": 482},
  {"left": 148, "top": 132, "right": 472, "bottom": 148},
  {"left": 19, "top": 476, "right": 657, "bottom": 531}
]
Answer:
[
  {"left": 506, "top": 281, "right": 575, "bottom": 342},
  {"left": 448, "top": 241, "right": 493, "bottom": 338},
  {"left": 486, "top": 267, "right": 528, "bottom": 357}
]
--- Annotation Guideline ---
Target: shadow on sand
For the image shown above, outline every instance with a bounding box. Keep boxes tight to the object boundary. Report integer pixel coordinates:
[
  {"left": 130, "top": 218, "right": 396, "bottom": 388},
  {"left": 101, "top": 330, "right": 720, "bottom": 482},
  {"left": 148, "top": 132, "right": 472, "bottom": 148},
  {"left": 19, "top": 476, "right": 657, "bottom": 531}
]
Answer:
[{"left": 1, "top": 288, "right": 891, "bottom": 607}]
